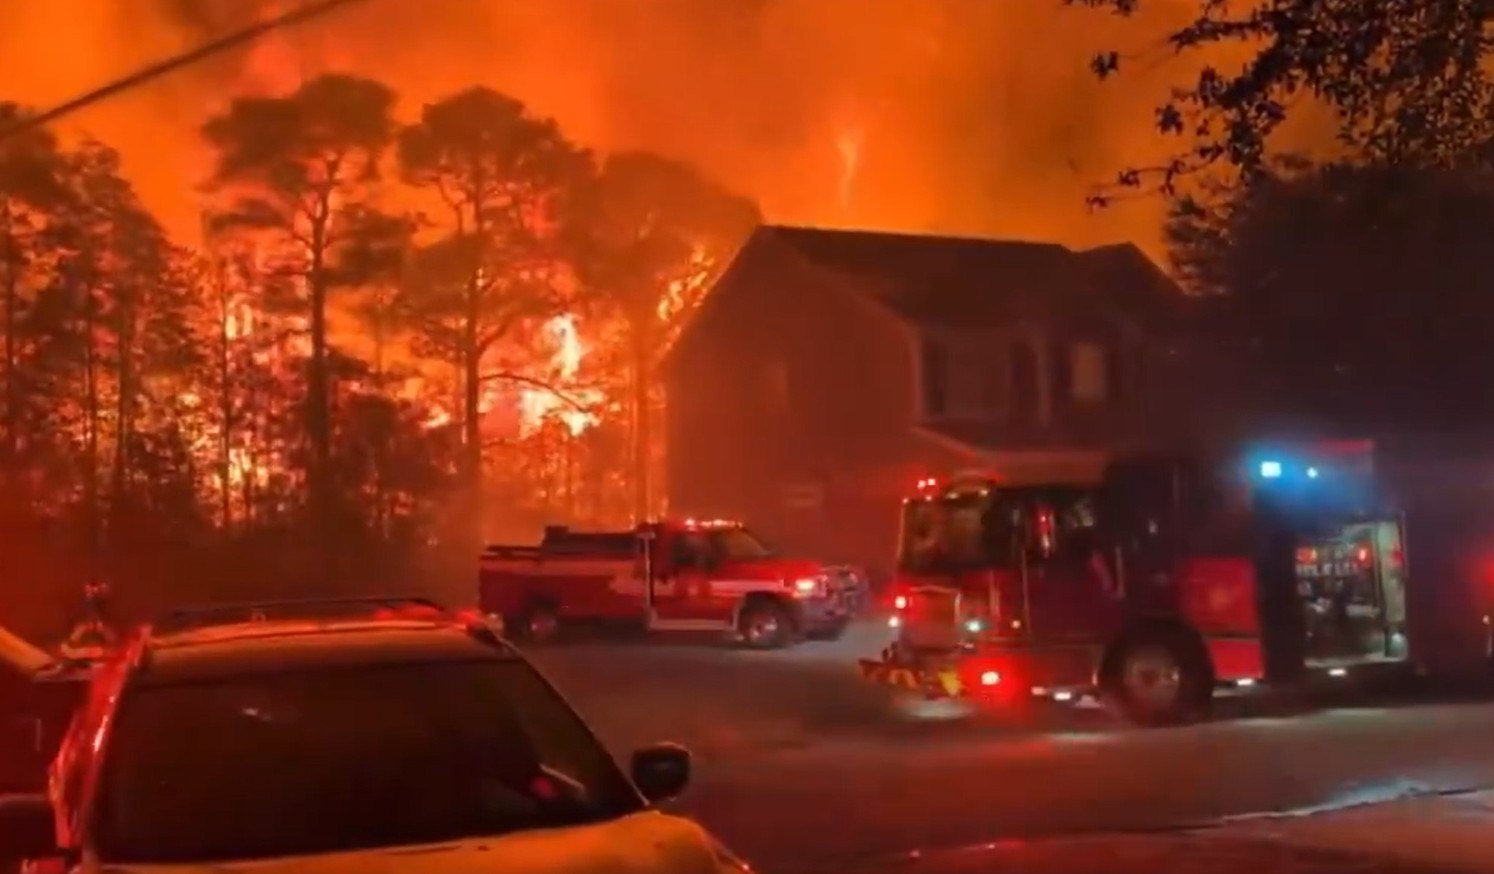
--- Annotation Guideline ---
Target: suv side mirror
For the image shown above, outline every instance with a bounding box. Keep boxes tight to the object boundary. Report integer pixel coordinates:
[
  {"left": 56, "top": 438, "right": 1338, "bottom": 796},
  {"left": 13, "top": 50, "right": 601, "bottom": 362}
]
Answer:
[
  {"left": 0, "top": 794, "right": 58, "bottom": 864},
  {"left": 630, "top": 742, "right": 691, "bottom": 803}
]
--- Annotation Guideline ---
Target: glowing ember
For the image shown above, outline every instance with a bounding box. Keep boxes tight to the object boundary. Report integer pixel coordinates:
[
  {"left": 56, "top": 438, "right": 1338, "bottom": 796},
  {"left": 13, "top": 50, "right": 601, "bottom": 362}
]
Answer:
[
  {"left": 518, "top": 315, "right": 600, "bottom": 438},
  {"left": 228, "top": 447, "right": 270, "bottom": 489},
  {"left": 423, "top": 404, "right": 452, "bottom": 429},
  {"left": 224, "top": 297, "right": 254, "bottom": 340},
  {"left": 656, "top": 245, "right": 712, "bottom": 322}
]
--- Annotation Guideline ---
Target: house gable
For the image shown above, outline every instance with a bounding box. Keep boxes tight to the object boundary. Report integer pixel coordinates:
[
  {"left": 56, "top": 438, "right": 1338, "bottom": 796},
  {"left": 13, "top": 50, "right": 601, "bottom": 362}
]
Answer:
[{"left": 660, "top": 226, "right": 780, "bottom": 379}]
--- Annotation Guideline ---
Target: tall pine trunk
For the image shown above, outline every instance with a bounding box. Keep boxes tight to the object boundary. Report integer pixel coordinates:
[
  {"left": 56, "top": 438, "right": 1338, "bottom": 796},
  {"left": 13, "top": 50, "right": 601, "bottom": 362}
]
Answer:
[
  {"left": 1, "top": 203, "right": 18, "bottom": 481},
  {"left": 629, "top": 318, "right": 651, "bottom": 523},
  {"left": 81, "top": 261, "right": 100, "bottom": 574},
  {"left": 110, "top": 284, "right": 136, "bottom": 533},
  {"left": 462, "top": 271, "right": 481, "bottom": 541},
  {"left": 215, "top": 260, "right": 233, "bottom": 532},
  {"left": 307, "top": 202, "right": 332, "bottom": 580}
]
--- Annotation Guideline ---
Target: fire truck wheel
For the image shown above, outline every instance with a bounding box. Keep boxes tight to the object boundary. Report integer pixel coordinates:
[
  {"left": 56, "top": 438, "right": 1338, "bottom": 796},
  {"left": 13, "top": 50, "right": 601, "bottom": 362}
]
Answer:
[
  {"left": 739, "top": 599, "right": 793, "bottom": 649},
  {"left": 1104, "top": 631, "right": 1212, "bottom": 726},
  {"left": 518, "top": 603, "right": 561, "bottom": 645}
]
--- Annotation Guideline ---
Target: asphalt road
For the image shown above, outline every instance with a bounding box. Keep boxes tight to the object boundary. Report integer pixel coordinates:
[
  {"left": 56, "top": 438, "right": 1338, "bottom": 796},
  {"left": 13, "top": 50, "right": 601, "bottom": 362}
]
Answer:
[{"left": 527, "top": 620, "right": 1494, "bottom": 873}]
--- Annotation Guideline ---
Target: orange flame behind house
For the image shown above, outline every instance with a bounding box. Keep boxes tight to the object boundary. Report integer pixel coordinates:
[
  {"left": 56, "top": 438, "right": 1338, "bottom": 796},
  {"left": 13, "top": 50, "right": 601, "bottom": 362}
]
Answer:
[{"left": 518, "top": 314, "right": 602, "bottom": 439}]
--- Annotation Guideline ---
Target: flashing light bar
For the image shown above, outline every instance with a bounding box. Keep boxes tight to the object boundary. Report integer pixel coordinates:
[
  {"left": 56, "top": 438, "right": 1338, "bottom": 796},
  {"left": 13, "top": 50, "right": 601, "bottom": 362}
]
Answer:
[
  {"left": 1259, "top": 460, "right": 1283, "bottom": 479},
  {"left": 682, "top": 517, "right": 741, "bottom": 530}
]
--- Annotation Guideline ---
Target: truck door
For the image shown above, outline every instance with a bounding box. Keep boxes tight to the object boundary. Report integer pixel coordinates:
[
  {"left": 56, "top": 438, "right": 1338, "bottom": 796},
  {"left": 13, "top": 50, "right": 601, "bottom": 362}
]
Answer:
[
  {"left": 649, "top": 530, "right": 732, "bottom": 630},
  {"left": 1022, "top": 489, "right": 1124, "bottom": 639}
]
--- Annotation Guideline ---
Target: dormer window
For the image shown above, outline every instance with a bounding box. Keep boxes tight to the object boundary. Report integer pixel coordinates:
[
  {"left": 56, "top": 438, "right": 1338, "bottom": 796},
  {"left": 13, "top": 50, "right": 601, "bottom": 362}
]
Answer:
[{"left": 1071, "top": 341, "right": 1109, "bottom": 403}]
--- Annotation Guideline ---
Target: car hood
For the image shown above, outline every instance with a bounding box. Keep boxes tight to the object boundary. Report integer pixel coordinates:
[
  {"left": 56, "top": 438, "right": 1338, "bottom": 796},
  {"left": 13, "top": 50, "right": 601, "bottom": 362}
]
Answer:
[{"left": 97, "top": 811, "right": 741, "bottom": 874}]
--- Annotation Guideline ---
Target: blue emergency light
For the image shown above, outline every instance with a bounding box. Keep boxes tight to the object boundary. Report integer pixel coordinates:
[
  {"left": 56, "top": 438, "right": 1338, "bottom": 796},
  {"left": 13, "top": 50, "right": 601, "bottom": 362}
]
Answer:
[{"left": 1259, "top": 460, "right": 1283, "bottom": 479}]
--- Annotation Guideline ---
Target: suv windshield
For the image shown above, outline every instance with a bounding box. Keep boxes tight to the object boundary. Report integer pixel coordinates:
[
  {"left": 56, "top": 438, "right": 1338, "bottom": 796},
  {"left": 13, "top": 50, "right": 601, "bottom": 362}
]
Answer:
[{"left": 93, "top": 659, "right": 643, "bottom": 864}]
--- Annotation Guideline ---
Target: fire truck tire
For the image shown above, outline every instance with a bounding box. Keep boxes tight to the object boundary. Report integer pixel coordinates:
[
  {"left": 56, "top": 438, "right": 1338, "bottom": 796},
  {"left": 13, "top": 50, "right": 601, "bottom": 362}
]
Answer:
[
  {"left": 1102, "top": 629, "right": 1213, "bottom": 727},
  {"left": 515, "top": 602, "right": 561, "bottom": 645},
  {"left": 738, "top": 598, "right": 793, "bottom": 649}
]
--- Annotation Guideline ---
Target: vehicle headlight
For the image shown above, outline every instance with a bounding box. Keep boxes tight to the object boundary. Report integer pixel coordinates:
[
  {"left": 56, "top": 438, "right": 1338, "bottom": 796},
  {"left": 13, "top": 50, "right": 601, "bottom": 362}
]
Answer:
[{"left": 792, "top": 576, "right": 823, "bottom": 596}]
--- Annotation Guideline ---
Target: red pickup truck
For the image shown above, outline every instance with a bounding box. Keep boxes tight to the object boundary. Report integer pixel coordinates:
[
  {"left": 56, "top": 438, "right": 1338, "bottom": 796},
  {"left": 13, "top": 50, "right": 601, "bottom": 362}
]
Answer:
[{"left": 479, "top": 519, "right": 859, "bottom": 648}]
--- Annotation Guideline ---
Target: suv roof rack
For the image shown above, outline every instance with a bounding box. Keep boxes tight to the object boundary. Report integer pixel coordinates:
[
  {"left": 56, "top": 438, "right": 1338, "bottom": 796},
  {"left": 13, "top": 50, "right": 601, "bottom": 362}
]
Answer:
[{"left": 152, "top": 596, "right": 449, "bottom": 636}]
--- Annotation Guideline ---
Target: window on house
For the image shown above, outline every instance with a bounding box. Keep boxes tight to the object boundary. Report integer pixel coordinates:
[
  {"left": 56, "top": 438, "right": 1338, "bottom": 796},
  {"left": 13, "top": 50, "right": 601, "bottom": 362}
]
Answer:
[
  {"left": 921, "top": 339, "right": 948, "bottom": 417},
  {"left": 1010, "top": 341, "right": 1039, "bottom": 419},
  {"left": 1071, "top": 341, "right": 1109, "bottom": 403},
  {"left": 1051, "top": 341, "right": 1073, "bottom": 408}
]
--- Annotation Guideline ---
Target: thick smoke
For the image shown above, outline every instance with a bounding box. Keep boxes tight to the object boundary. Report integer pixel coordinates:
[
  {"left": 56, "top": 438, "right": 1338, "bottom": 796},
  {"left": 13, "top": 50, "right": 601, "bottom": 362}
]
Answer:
[{"left": 1, "top": 0, "right": 1217, "bottom": 258}]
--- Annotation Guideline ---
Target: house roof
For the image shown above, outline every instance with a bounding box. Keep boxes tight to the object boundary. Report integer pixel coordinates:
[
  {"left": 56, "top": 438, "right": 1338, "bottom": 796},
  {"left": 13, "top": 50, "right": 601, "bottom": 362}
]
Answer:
[
  {"left": 758, "top": 224, "right": 1184, "bottom": 328},
  {"left": 663, "top": 224, "right": 1187, "bottom": 373}
]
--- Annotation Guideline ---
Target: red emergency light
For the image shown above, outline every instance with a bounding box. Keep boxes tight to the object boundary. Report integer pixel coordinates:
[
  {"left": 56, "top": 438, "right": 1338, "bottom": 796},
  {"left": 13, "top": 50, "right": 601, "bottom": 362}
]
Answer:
[
  {"left": 957, "top": 656, "right": 1018, "bottom": 702},
  {"left": 682, "top": 517, "right": 741, "bottom": 530}
]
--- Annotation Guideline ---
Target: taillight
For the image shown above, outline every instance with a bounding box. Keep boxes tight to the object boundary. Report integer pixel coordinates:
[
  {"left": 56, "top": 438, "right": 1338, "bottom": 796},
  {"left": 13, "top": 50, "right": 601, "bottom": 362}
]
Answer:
[
  {"left": 894, "top": 595, "right": 908, "bottom": 610},
  {"left": 959, "top": 658, "right": 1014, "bottom": 697}
]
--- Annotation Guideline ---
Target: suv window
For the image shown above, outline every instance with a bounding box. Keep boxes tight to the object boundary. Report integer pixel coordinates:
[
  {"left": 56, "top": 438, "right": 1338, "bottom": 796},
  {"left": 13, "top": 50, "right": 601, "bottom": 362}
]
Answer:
[{"left": 91, "top": 659, "right": 642, "bottom": 864}]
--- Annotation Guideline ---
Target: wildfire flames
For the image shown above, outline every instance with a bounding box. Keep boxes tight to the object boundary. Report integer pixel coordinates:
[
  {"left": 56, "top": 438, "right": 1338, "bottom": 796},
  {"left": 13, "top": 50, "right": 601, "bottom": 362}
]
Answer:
[{"left": 517, "top": 315, "right": 602, "bottom": 439}]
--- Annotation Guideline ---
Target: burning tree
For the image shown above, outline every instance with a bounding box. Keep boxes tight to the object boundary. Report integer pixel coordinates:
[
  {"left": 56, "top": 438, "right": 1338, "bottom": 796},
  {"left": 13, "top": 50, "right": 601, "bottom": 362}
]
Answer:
[
  {"left": 0, "top": 66, "right": 762, "bottom": 623},
  {"left": 0, "top": 103, "right": 68, "bottom": 503},
  {"left": 396, "top": 86, "right": 589, "bottom": 540},
  {"left": 567, "top": 152, "right": 758, "bottom": 520},
  {"left": 200, "top": 73, "right": 397, "bottom": 552}
]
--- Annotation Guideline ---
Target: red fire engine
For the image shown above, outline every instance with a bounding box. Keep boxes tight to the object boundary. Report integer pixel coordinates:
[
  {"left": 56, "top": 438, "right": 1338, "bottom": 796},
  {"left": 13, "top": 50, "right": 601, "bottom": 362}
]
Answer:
[
  {"left": 480, "top": 518, "right": 859, "bottom": 648},
  {"left": 859, "top": 440, "right": 1494, "bottom": 724}
]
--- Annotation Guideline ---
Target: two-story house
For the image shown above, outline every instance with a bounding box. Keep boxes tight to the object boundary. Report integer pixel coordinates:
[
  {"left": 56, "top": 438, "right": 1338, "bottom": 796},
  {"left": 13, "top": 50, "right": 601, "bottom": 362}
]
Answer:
[{"left": 662, "top": 225, "right": 1212, "bottom": 574}]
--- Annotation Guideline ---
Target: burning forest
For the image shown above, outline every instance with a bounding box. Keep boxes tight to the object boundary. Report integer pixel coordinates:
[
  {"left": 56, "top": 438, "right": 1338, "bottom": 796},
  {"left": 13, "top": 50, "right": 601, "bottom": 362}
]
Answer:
[
  {"left": 0, "top": 73, "right": 758, "bottom": 626},
  {"left": 0, "top": 0, "right": 1235, "bottom": 629}
]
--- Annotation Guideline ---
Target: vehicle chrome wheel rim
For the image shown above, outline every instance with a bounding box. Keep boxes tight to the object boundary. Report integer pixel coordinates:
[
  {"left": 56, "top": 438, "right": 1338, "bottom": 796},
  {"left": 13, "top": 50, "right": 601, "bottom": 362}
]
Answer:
[
  {"left": 1123, "top": 645, "right": 1182, "bottom": 710},
  {"left": 746, "top": 613, "right": 780, "bottom": 644}
]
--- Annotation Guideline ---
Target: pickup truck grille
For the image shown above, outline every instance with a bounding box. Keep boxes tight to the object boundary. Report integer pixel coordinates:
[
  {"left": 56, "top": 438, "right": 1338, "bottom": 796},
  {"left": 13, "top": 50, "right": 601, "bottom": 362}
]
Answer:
[{"left": 826, "top": 565, "right": 869, "bottom": 614}]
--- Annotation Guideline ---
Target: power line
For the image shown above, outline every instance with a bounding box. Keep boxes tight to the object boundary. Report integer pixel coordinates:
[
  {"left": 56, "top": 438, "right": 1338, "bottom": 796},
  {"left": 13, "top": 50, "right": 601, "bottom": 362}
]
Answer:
[{"left": 0, "top": 0, "right": 377, "bottom": 143}]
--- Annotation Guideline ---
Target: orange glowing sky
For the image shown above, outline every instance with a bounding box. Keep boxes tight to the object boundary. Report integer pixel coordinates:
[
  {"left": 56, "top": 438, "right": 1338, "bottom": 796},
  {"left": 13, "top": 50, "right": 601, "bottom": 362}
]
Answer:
[{"left": 0, "top": 0, "right": 1235, "bottom": 261}]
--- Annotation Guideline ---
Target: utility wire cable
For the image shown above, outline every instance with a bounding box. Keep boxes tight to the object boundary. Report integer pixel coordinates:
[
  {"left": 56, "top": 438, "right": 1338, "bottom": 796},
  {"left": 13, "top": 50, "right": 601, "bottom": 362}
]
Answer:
[{"left": 0, "top": 0, "right": 377, "bottom": 143}]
